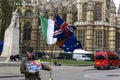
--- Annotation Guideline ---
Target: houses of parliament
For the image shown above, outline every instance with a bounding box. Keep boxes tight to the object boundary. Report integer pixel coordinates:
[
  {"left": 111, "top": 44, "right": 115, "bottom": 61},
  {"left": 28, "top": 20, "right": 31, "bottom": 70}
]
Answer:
[{"left": 3, "top": 0, "right": 120, "bottom": 54}]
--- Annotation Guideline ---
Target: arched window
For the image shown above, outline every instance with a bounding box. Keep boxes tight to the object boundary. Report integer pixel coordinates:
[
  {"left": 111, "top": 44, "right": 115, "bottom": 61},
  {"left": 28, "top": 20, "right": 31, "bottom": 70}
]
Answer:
[
  {"left": 73, "top": 11, "right": 77, "bottom": 22},
  {"left": 82, "top": 3, "right": 87, "bottom": 21},
  {"left": 73, "top": 6, "right": 77, "bottom": 22},
  {"left": 62, "top": 7, "right": 67, "bottom": 21},
  {"left": 94, "top": 3, "right": 102, "bottom": 21},
  {"left": 23, "top": 22, "right": 31, "bottom": 40},
  {"left": 25, "top": 10, "right": 33, "bottom": 17},
  {"left": 78, "top": 29, "right": 85, "bottom": 48},
  {"left": 95, "top": 30, "right": 102, "bottom": 48}
]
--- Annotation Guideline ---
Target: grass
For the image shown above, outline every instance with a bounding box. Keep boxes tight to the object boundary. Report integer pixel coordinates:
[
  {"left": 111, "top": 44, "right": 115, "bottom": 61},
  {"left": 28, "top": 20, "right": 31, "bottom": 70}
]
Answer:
[{"left": 41, "top": 59, "right": 94, "bottom": 66}]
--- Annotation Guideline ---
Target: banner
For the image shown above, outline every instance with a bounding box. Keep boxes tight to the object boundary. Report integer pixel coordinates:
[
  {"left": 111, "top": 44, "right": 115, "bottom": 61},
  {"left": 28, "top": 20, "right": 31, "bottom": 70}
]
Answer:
[{"left": 26, "top": 60, "right": 42, "bottom": 72}]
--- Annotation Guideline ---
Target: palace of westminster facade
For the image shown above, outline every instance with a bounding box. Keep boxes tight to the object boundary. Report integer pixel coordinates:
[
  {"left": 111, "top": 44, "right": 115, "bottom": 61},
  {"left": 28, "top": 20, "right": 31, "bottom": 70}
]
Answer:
[{"left": 5, "top": 0, "right": 120, "bottom": 53}]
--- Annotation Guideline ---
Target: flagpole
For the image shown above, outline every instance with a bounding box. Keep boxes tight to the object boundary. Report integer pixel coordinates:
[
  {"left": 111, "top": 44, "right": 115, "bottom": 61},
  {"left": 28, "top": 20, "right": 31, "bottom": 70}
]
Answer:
[
  {"left": 49, "top": 43, "right": 56, "bottom": 80},
  {"left": 51, "top": 44, "right": 56, "bottom": 65}
]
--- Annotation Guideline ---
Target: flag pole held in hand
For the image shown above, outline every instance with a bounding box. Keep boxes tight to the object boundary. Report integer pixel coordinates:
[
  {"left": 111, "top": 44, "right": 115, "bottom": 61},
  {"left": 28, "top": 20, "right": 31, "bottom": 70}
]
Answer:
[{"left": 49, "top": 71, "right": 53, "bottom": 80}]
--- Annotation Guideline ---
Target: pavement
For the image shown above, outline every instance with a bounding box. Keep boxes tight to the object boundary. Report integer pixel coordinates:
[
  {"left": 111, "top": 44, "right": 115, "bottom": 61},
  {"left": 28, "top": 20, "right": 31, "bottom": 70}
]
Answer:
[
  {"left": 0, "top": 57, "right": 63, "bottom": 77},
  {"left": 0, "top": 60, "right": 120, "bottom": 80},
  {"left": 0, "top": 66, "right": 23, "bottom": 77},
  {"left": 0, "top": 62, "right": 20, "bottom": 66},
  {"left": 0, "top": 63, "right": 72, "bottom": 78},
  {"left": 0, "top": 57, "right": 92, "bottom": 79}
]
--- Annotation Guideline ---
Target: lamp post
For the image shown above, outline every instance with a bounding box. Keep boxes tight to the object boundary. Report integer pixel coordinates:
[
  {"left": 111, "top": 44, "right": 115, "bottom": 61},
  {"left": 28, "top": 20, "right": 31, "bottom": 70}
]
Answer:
[
  {"left": 0, "top": 0, "right": 2, "bottom": 41},
  {"left": 34, "top": 1, "right": 40, "bottom": 58},
  {"left": 93, "top": 45, "right": 97, "bottom": 53},
  {"left": 0, "top": 19, "right": 2, "bottom": 41}
]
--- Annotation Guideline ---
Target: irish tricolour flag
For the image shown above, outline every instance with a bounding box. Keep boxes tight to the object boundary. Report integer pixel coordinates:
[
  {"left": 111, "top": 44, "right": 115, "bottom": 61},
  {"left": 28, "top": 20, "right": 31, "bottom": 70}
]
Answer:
[{"left": 40, "top": 16, "right": 57, "bottom": 44}]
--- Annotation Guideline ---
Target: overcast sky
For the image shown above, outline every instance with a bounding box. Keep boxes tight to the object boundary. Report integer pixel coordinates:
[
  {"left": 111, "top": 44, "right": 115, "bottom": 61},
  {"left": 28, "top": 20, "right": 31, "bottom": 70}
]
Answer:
[{"left": 114, "top": 0, "right": 120, "bottom": 10}]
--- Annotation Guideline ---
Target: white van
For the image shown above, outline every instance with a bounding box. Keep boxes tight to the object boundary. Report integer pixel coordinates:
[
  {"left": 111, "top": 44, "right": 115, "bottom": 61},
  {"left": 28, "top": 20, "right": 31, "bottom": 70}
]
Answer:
[
  {"left": 72, "top": 49, "right": 92, "bottom": 61},
  {"left": 73, "top": 54, "right": 91, "bottom": 61}
]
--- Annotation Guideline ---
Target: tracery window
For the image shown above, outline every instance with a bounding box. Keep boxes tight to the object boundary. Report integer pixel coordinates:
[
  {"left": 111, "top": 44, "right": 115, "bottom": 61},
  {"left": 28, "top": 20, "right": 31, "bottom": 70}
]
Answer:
[
  {"left": 116, "top": 31, "right": 120, "bottom": 49},
  {"left": 103, "top": 30, "right": 108, "bottom": 50},
  {"left": 94, "top": 3, "right": 102, "bottom": 21},
  {"left": 25, "top": 10, "right": 33, "bottom": 17},
  {"left": 78, "top": 29, "right": 85, "bottom": 48},
  {"left": 95, "top": 30, "right": 102, "bottom": 48},
  {"left": 82, "top": 3, "right": 87, "bottom": 21},
  {"left": 23, "top": 22, "right": 31, "bottom": 40}
]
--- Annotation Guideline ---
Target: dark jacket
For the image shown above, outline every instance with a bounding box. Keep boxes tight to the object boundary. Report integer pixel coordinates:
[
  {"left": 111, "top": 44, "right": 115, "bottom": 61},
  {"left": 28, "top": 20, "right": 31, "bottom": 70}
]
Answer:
[{"left": 20, "top": 56, "right": 51, "bottom": 80}]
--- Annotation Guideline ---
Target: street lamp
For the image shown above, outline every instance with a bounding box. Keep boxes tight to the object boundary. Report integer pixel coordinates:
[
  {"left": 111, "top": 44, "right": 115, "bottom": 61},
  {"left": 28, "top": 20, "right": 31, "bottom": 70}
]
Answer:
[
  {"left": 0, "top": 0, "right": 2, "bottom": 41},
  {"left": 33, "top": 1, "right": 41, "bottom": 58}
]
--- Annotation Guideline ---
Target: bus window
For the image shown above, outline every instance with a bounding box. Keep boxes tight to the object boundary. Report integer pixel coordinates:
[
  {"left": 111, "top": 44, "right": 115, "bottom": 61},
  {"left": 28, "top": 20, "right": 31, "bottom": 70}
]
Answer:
[
  {"left": 96, "top": 55, "right": 106, "bottom": 60},
  {"left": 108, "top": 55, "right": 119, "bottom": 60}
]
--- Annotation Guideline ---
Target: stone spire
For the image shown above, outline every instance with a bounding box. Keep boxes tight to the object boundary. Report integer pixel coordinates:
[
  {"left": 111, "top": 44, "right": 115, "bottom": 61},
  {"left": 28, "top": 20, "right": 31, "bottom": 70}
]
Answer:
[
  {"left": 110, "top": 0, "right": 116, "bottom": 13},
  {"left": 85, "top": 0, "right": 94, "bottom": 51},
  {"left": 49, "top": 4, "right": 55, "bottom": 14},
  {"left": 118, "top": 4, "right": 120, "bottom": 14},
  {"left": 87, "top": 0, "right": 94, "bottom": 23},
  {"left": 109, "top": 0, "right": 116, "bottom": 23},
  {"left": 66, "top": 0, "right": 74, "bottom": 25},
  {"left": 48, "top": 3, "right": 55, "bottom": 19},
  {"left": 117, "top": 4, "right": 120, "bottom": 24},
  {"left": 36, "top": 0, "right": 42, "bottom": 5},
  {"left": 58, "top": 1, "right": 63, "bottom": 17},
  {"left": 40, "top": 5, "right": 46, "bottom": 16},
  {"left": 87, "top": 0, "right": 94, "bottom": 11},
  {"left": 108, "top": 1, "right": 116, "bottom": 51},
  {"left": 67, "top": 0, "right": 73, "bottom": 13},
  {"left": 33, "top": 1, "right": 39, "bottom": 18}
]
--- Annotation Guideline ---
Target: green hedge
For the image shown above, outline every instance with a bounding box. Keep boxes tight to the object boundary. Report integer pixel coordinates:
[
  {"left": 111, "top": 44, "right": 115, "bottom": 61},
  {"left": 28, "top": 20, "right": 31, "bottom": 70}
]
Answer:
[
  {"left": 41, "top": 59, "right": 94, "bottom": 66},
  {"left": 58, "top": 53, "right": 73, "bottom": 60}
]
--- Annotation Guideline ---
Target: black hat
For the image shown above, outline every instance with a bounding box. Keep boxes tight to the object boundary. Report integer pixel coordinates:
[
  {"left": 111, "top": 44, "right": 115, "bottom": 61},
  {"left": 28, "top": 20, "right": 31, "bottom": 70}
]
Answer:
[{"left": 27, "top": 47, "right": 34, "bottom": 52}]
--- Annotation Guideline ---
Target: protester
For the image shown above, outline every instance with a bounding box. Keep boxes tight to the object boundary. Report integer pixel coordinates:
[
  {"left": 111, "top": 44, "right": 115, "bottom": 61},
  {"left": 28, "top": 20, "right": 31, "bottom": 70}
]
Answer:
[
  {"left": 20, "top": 47, "right": 52, "bottom": 80},
  {"left": 10, "top": 54, "right": 22, "bottom": 61},
  {"left": 10, "top": 55, "right": 17, "bottom": 61}
]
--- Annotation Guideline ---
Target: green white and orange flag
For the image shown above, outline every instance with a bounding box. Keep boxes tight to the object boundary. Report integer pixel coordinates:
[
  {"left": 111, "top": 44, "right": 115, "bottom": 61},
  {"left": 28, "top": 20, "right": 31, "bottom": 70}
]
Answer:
[{"left": 40, "top": 16, "right": 57, "bottom": 44}]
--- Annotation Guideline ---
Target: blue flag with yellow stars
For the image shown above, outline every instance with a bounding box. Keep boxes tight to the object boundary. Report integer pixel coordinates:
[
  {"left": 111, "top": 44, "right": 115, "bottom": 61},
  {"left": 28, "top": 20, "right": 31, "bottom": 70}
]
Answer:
[{"left": 60, "top": 34, "right": 83, "bottom": 52}]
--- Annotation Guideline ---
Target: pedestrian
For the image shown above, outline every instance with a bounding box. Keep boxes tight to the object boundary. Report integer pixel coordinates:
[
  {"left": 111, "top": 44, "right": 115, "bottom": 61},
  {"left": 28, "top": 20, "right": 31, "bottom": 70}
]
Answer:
[
  {"left": 20, "top": 47, "right": 52, "bottom": 80},
  {"left": 10, "top": 55, "right": 17, "bottom": 61}
]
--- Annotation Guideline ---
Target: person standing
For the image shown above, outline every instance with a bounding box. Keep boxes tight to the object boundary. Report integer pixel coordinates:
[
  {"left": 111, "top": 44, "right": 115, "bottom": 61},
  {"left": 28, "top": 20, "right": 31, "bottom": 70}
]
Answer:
[{"left": 20, "top": 47, "right": 52, "bottom": 80}]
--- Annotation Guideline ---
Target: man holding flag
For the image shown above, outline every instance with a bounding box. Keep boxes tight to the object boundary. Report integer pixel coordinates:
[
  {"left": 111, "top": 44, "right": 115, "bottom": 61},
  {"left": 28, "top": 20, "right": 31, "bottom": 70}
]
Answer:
[{"left": 20, "top": 47, "right": 52, "bottom": 80}]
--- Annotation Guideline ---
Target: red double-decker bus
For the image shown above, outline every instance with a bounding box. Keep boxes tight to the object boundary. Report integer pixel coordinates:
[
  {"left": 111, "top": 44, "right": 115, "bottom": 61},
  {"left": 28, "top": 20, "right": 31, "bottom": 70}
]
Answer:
[{"left": 94, "top": 51, "right": 120, "bottom": 69}]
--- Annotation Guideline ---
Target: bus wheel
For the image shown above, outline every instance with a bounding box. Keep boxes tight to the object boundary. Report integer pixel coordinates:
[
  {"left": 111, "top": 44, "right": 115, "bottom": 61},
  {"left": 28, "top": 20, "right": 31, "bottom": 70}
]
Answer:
[
  {"left": 119, "top": 66, "right": 120, "bottom": 68},
  {"left": 97, "top": 67, "right": 100, "bottom": 70},
  {"left": 107, "top": 65, "right": 112, "bottom": 69}
]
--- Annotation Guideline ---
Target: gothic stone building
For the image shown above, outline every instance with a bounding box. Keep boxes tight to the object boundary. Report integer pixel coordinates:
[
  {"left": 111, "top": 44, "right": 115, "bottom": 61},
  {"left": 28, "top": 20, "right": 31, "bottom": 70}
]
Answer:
[{"left": 15, "top": 0, "right": 120, "bottom": 54}]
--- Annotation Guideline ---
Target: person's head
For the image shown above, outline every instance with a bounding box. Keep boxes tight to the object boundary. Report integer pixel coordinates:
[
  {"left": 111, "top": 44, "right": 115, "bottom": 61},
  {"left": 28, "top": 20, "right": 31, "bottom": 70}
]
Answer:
[{"left": 27, "top": 47, "right": 34, "bottom": 58}]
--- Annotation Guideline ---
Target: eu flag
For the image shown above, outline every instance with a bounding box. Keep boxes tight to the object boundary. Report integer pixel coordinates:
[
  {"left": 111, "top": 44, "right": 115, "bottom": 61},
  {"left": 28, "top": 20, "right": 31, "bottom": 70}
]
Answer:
[{"left": 60, "top": 34, "right": 83, "bottom": 52}]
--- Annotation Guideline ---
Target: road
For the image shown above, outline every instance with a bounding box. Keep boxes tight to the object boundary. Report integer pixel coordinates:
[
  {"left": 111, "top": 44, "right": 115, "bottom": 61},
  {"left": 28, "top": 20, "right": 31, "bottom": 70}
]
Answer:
[{"left": 0, "top": 65, "right": 120, "bottom": 80}]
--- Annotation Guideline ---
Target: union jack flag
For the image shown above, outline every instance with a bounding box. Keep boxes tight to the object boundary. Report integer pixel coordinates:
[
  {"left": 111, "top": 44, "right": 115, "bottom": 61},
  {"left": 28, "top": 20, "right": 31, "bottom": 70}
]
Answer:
[{"left": 53, "top": 14, "right": 76, "bottom": 39}]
